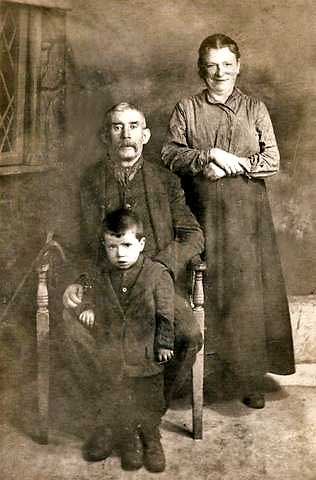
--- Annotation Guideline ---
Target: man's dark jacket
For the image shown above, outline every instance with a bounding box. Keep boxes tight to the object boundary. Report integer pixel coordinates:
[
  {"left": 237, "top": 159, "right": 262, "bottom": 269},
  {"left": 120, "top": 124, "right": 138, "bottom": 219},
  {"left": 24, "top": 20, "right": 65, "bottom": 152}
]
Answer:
[{"left": 79, "top": 158, "right": 204, "bottom": 282}]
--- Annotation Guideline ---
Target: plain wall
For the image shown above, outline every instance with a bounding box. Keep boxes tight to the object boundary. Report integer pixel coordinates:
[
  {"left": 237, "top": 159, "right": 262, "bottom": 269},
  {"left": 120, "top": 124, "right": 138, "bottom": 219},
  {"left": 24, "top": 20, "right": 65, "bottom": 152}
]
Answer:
[{"left": 60, "top": 0, "right": 316, "bottom": 294}]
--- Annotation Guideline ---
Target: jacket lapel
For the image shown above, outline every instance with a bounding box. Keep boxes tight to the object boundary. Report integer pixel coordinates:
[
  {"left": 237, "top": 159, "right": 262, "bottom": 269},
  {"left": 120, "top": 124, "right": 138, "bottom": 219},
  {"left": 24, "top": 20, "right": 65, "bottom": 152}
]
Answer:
[
  {"left": 101, "top": 269, "right": 125, "bottom": 319},
  {"left": 142, "top": 162, "right": 171, "bottom": 251},
  {"left": 124, "top": 259, "right": 153, "bottom": 315}
]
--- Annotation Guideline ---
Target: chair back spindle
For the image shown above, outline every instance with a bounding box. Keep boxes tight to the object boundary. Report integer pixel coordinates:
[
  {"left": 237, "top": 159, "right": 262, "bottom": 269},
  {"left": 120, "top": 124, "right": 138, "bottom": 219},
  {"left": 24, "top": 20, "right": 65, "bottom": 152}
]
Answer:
[{"left": 35, "top": 233, "right": 66, "bottom": 443}]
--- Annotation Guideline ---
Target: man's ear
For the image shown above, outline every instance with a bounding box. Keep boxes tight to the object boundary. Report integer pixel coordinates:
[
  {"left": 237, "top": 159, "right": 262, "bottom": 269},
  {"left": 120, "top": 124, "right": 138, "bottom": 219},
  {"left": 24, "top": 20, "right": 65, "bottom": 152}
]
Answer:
[
  {"left": 142, "top": 128, "right": 151, "bottom": 145},
  {"left": 139, "top": 237, "right": 146, "bottom": 251},
  {"left": 99, "top": 128, "right": 109, "bottom": 145}
]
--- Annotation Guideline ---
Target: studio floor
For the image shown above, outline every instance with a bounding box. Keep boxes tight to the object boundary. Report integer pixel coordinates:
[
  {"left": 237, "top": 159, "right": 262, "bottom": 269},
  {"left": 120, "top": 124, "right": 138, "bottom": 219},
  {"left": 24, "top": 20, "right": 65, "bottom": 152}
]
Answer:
[{"left": 1, "top": 365, "right": 315, "bottom": 480}]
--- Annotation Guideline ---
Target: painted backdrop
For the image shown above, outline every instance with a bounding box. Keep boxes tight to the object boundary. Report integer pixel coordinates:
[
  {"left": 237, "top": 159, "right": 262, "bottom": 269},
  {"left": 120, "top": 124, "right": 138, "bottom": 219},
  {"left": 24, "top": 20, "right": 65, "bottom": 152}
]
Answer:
[{"left": 59, "top": 0, "right": 316, "bottom": 295}]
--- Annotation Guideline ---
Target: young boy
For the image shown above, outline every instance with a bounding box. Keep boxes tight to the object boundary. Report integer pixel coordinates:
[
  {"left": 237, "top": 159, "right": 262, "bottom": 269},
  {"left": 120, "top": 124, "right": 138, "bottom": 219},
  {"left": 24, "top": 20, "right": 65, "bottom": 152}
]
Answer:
[{"left": 74, "top": 207, "right": 174, "bottom": 473}]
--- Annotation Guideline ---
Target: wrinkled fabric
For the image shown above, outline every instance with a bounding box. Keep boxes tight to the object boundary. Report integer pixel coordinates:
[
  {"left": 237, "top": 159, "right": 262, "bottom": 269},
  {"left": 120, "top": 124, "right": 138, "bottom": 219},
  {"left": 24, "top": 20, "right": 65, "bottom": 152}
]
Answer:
[
  {"left": 161, "top": 88, "right": 280, "bottom": 178},
  {"left": 64, "top": 159, "right": 204, "bottom": 402},
  {"left": 79, "top": 159, "right": 204, "bottom": 282},
  {"left": 162, "top": 88, "right": 295, "bottom": 379},
  {"left": 68, "top": 257, "right": 175, "bottom": 378}
]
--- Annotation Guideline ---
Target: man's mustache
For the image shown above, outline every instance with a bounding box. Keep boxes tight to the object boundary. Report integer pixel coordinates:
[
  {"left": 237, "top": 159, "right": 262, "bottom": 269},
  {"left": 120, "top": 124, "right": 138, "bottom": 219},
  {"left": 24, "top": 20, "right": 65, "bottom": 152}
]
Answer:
[{"left": 119, "top": 141, "right": 137, "bottom": 149}]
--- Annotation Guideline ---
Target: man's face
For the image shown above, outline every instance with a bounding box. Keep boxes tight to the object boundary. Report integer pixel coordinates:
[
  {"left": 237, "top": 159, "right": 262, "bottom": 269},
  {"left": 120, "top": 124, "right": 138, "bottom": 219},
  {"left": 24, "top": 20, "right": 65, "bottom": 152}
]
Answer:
[
  {"left": 103, "top": 229, "right": 145, "bottom": 270},
  {"left": 107, "top": 109, "right": 151, "bottom": 167},
  {"left": 201, "top": 47, "right": 240, "bottom": 96}
]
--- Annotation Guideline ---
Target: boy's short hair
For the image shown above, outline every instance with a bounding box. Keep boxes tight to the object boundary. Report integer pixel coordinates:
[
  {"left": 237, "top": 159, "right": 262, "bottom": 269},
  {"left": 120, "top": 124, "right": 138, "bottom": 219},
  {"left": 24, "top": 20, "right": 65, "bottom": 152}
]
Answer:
[{"left": 102, "top": 208, "right": 144, "bottom": 239}]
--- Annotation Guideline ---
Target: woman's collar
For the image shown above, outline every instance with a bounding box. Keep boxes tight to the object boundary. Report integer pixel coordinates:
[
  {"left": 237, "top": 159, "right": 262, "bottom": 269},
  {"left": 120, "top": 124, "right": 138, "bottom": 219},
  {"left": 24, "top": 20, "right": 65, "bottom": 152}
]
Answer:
[{"left": 206, "top": 87, "right": 240, "bottom": 104}]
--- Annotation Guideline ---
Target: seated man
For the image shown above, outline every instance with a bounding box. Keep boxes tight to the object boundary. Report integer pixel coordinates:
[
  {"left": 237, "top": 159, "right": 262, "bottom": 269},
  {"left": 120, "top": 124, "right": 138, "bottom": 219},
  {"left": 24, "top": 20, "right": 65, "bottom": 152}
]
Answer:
[{"left": 61, "top": 102, "right": 204, "bottom": 458}]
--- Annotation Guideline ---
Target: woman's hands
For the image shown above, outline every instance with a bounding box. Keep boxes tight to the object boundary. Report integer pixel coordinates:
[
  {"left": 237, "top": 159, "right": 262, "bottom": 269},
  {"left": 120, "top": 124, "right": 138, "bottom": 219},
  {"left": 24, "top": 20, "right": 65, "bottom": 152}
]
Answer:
[
  {"left": 204, "top": 161, "right": 226, "bottom": 180},
  {"left": 209, "top": 147, "right": 245, "bottom": 176}
]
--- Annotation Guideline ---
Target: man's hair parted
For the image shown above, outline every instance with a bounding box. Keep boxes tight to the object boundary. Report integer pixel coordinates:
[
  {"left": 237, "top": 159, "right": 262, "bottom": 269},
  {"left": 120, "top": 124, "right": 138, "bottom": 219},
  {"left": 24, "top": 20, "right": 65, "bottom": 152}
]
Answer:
[{"left": 103, "top": 102, "right": 147, "bottom": 130}]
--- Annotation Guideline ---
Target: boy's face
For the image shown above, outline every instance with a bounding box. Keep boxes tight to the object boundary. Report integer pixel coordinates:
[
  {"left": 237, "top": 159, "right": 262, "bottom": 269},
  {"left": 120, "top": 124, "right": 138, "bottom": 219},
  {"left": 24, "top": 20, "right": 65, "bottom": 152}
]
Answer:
[{"left": 103, "top": 228, "right": 145, "bottom": 270}]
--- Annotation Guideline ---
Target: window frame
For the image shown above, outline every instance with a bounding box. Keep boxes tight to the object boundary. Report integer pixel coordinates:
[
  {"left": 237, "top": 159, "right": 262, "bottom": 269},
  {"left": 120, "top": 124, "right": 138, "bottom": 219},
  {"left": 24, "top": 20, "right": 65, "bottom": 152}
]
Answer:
[
  {"left": 0, "top": 4, "right": 28, "bottom": 166},
  {"left": 0, "top": 0, "right": 70, "bottom": 175}
]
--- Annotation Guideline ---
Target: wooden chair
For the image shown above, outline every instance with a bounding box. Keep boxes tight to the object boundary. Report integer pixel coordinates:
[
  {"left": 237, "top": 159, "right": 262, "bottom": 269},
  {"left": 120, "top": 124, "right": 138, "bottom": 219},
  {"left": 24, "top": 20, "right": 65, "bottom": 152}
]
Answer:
[
  {"left": 35, "top": 232, "right": 66, "bottom": 444},
  {"left": 190, "top": 258, "right": 206, "bottom": 440},
  {"left": 35, "top": 236, "right": 206, "bottom": 443}
]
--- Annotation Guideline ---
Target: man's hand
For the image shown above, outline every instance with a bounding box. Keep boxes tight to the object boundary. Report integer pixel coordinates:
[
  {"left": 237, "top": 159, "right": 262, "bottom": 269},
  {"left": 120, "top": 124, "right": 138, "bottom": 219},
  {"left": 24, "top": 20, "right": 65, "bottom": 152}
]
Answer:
[
  {"left": 210, "top": 147, "right": 245, "bottom": 175},
  {"left": 79, "top": 309, "right": 95, "bottom": 328},
  {"left": 157, "top": 348, "right": 174, "bottom": 364},
  {"left": 204, "top": 161, "right": 226, "bottom": 181},
  {"left": 63, "top": 283, "right": 83, "bottom": 309}
]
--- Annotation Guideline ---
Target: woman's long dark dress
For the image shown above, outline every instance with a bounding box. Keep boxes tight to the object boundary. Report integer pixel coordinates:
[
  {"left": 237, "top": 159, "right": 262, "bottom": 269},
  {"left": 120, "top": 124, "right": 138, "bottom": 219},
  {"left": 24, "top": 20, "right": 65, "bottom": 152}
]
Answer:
[{"left": 162, "top": 88, "right": 295, "bottom": 385}]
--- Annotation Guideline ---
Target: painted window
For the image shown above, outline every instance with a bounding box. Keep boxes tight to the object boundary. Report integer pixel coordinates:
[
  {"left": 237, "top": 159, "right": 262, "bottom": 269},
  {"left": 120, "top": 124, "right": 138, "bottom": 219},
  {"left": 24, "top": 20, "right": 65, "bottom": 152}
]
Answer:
[
  {"left": 0, "top": 2, "right": 27, "bottom": 165},
  {"left": 0, "top": 0, "right": 67, "bottom": 174}
]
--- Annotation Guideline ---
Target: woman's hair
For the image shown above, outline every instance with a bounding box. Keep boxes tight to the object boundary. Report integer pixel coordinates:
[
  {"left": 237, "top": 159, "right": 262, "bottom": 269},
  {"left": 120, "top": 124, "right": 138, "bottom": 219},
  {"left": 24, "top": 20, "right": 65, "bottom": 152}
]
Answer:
[
  {"left": 102, "top": 207, "right": 144, "bottom": 239},
  {"left": 198, "top": 33, "right": 240, "bottom": 79}
]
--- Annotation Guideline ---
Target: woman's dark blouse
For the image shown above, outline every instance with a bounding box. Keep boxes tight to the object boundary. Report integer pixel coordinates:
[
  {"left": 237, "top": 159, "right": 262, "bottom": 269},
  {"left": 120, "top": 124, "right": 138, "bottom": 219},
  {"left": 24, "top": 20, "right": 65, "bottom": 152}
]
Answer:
[{"left": 161, "top": 87, "right": 279, "bottom": 179}]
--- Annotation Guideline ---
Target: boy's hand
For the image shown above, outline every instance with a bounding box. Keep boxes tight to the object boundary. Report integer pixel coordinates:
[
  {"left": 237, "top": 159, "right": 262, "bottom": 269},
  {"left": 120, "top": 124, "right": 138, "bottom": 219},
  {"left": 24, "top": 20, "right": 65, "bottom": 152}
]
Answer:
[
  {"left": 79, "top": 309, "right": 95, "bottom": 328},
  {"left": 157, "top": 348, "right": 174, "bottom": 364}
]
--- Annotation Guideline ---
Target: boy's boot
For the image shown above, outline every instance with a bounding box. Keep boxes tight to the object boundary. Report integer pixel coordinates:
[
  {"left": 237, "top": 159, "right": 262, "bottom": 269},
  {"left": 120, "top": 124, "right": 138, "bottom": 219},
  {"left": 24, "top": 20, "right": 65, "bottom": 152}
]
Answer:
[
  {"left": 142, "top": 424, "right": 166, "bottom": 473},
  {"left": 82, "top": 426, "right": 114, "bottom": 462},
  {"left": 120, "top": 424, "right": 143, "bottom": 471}
]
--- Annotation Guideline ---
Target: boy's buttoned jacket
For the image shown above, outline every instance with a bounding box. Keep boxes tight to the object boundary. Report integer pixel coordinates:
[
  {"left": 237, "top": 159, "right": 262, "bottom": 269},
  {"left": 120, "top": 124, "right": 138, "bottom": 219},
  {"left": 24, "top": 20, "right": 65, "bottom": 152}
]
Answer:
[{"left": 83, "top": 257, "right": 174, "bottom": 379}]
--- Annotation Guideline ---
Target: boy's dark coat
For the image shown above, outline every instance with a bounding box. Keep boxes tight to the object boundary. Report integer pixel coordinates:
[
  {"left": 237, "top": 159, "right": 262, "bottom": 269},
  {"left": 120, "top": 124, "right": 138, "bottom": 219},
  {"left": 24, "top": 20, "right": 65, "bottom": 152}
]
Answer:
[{"left": 85, "top": 257, "right": 175, "bottom": 379}]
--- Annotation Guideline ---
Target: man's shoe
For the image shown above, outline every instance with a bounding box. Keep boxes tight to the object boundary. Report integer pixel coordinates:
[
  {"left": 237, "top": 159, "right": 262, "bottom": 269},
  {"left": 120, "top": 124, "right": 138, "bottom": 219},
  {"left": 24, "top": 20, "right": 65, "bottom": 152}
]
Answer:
[
  {"left": 120, "top": 429, "right": 143, "bottom": 471},
  {"left": 142, "top": 426, "right": 166, "bottom": 473},
  {"left": 82, "top": 426, "right": 113, "bottom": 462},
  {"left": 242, "top": 392, "right": 265, "bottom": 409}
]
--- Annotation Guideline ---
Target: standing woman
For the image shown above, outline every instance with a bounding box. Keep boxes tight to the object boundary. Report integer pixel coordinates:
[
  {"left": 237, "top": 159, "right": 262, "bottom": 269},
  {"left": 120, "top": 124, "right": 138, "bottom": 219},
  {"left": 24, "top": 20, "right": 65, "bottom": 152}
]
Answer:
[{"left": 161, "top": 34, "right": 295, "bottom": 408}]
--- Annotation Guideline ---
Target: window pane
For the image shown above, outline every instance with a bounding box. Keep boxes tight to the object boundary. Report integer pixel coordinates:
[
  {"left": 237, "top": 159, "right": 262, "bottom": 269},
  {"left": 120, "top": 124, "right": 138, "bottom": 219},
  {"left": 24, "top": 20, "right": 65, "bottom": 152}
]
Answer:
[{"left": 0, "top": 3, "right": 19, "bottom": 153}]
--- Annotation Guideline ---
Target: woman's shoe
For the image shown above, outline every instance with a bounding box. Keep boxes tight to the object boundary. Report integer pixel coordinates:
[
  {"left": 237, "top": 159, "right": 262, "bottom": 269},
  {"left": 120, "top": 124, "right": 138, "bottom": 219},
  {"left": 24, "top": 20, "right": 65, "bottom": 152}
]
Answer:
[{"left": 242, "top": 392, "right": 265, "bottom": 409}]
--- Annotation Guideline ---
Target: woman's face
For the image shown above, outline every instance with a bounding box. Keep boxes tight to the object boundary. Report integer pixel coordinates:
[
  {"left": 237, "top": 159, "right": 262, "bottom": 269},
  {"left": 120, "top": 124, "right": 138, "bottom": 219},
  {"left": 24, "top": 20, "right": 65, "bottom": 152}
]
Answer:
[{"left": 201, "top": 47, "right": 240, "bottom": 96}]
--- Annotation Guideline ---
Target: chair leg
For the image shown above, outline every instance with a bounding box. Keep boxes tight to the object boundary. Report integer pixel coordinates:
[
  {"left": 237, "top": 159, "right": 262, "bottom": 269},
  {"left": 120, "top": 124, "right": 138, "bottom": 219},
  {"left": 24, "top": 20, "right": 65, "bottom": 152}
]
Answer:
[
  {"left": 36, "top": 262, "right": 50, "bottom": 444},
  {"left": 192, "top": 320, "right": 204, "bottom": 440},
  {"left": 191, "top": 265, "right": 205, "bottom": 440},
  {"left": 36, "top": 310, "right": 50, "bottom": 444}
]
